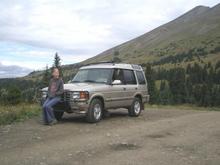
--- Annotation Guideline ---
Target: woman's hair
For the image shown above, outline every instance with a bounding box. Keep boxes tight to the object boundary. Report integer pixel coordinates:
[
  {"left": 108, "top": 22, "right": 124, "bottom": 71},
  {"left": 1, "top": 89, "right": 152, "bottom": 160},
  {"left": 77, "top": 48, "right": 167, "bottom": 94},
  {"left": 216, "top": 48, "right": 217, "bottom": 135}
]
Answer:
[
  {"left": 51, "top": 67, "right": 61, "bottom": 79},
  {"left": 52, "top": 67, "right": 59, "bottom": 73}
]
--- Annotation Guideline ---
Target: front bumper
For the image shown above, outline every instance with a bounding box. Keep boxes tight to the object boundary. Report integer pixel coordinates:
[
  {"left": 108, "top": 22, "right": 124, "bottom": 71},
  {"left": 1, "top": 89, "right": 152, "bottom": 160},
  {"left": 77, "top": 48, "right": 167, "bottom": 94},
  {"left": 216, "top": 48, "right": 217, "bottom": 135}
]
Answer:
[
  {"left": 40, "top": 97, "right": 89, "bottom": 114},
  {"left": 39, "top": 91, "right": 89, "bottom": 114},
  {"left": 69, "top": 100, "right": 89, "bottom": 114}
]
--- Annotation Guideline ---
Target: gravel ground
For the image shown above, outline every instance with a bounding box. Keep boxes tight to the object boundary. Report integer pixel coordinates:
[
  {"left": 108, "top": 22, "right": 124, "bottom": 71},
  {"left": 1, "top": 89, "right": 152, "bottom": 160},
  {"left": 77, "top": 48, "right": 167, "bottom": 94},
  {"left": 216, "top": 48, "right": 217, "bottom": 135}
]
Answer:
[{"left": 0, "top": 108, "right": 220, "bottom": 165}]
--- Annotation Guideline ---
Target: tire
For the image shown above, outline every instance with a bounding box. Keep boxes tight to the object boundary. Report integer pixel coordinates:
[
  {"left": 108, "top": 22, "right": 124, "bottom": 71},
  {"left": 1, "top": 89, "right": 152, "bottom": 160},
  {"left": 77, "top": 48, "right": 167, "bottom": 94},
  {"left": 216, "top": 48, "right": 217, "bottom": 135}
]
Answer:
[
  {"left": 128, "top": 97, "right": 142, "bottom": 117},
  {"left": 86, "top": 99, "right": 103, "bottom": 123},
  {"left": 54, "top": 111, "right": 64, "bottom": 121}
]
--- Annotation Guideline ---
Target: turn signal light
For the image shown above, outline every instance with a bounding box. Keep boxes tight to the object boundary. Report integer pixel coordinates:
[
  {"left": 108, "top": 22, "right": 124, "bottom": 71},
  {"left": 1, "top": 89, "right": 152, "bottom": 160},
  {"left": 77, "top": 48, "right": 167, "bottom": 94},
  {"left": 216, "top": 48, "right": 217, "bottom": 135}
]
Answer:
[{"left": 80, "top": 91, "right": 89, "bottom": 100}]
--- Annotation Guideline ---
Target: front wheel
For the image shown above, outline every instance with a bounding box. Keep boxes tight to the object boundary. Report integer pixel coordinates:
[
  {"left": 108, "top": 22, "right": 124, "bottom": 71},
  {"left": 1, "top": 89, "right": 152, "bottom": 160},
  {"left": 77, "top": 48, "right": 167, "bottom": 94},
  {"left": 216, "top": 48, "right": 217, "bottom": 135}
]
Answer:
[
  {"left": 54, "top": 111, "right": 64, "bottom": 121},
  {"left": 86, "top": 99, "right": 103, "bottom": 123},
  {"left": 128, "top": 97, "right": 142, "bottom": 117}
]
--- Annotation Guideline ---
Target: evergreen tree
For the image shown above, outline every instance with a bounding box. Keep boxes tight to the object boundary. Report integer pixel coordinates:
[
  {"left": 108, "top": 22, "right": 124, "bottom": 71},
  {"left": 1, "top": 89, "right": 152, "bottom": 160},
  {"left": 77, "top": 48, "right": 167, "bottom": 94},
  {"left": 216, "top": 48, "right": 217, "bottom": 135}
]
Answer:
[
  {"left": 158, "top": 81, "right": 173, "bottom": 104},
  {"left": 215, "top": 61, "right": 220, "bottom": 70},
  {"left": 208, "top": 65, "right": 215, "bottom": 85},
  {"left": 202, "top": 65, "right": 208, "bottom": 82},
  {"left": 54, "top": 52, "right": 61, "bottom": 67},
  {"left": 5, "top": 86, "right": 21, "bottom": 105},
  {"left": 215, "top": 70, "right": 220, "bottom": 84},
  {"left": 169, "top": 68, "right": 186, "bottom": 104},
  {"left": 114, "top": 50, "right": 119, "bottom": 56},
  {"left": 211, "top": 86, "right": 219, "bottom": 106},
  {"left": 113, "top": 56, "right": 122, "bottom": 63},
  {"left": 145, "top": 64, "right": 158, "bottom": 104},
  {"left": 193, "top": 85, "right": 202, "bottom": 105},
  {"left": 113, "top": 50, "right": 121, "bottom": 63},
  {"left": 0, "top": 88, "right": 8, "bottom": 104},
  {"left": 160, "top": 80, "right": 166, "bottom": 91},
  {"left": 200, "top": 84, "right": 212, "bottom": 107},
  {"left": 52, "top": 52, "right": 63, "bottom": 77},
  {"left": 216, "top": 86, "right": 220, "bottom": 106},
  {"left": 186, "top": 64, "right": 192, "bottom": 74},
  {"left": 185, "top": 77, "right": 194, "bottom": 103}
]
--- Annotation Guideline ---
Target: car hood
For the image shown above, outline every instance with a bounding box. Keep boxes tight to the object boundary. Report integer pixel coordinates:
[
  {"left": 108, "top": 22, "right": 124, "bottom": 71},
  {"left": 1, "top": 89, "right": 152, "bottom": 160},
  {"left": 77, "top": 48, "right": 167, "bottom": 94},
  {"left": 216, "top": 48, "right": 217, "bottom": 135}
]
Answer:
[{"left": 41, "top": 83, "right": 108, "bottom": 92}]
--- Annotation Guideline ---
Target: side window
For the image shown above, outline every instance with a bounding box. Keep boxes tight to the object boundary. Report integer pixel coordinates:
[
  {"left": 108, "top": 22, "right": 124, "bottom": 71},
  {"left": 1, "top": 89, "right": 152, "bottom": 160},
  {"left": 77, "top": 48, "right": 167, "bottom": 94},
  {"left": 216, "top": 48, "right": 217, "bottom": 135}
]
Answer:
[
  {"left": 123, "top": 70, "right": 137, "bottom": 85},
  {"left": 136, "top": 71, "right": 146, "bottom": 84},
  {"left": 112, "top": 69, "right": 124, "bottom": 84}
]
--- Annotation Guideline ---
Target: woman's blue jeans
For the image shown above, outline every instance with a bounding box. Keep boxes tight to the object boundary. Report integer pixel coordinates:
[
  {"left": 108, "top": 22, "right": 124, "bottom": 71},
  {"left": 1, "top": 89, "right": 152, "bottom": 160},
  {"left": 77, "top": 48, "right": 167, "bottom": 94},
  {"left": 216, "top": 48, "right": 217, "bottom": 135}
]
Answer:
[{"left": 42, "top": 97, "right": 61, "bottom": 123}]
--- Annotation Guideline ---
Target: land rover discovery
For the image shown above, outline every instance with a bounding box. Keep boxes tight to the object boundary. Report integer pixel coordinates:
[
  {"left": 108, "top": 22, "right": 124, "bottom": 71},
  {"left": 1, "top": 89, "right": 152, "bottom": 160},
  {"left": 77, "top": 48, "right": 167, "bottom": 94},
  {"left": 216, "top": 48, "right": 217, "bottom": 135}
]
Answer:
[{"left": 41, "top": 62, "right": 150, "bottom": 123}]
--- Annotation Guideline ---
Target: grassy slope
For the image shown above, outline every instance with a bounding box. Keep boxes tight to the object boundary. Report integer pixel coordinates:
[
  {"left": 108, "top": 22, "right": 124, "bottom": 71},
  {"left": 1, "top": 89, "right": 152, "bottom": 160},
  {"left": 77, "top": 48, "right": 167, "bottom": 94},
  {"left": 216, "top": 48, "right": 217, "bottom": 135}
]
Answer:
[{"left": 0, "top": 104, "right": 41, "bottom": 125}]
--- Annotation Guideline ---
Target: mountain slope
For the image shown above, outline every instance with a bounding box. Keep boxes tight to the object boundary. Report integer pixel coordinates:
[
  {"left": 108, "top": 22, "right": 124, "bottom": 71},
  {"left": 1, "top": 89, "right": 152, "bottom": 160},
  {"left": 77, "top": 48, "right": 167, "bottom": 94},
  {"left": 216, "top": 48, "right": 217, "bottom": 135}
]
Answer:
[{"left": 82, "top": 4, "right": 220, "bottom": 66}]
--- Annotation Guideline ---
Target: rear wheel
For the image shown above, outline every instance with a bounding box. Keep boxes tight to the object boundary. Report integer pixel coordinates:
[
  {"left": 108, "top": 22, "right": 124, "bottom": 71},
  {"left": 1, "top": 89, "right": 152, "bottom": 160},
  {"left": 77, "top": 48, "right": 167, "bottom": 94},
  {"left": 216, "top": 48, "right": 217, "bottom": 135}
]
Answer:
[
  {"left": 54, "top": 111, "right": 64, "bottom": 121},
  {"left": 86, "top": 99, "right": 103, "bottom": 123},
  {"left": 128, "top": 97, "right": 142, "bottom": 117}
]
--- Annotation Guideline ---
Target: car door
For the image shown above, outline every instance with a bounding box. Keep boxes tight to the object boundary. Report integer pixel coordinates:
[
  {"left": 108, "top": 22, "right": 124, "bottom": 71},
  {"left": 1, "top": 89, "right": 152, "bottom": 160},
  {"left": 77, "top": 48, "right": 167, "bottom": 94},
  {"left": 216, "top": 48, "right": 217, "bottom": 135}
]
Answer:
[
  {"left": 122, "top": 69, "right": 138, "bottom": 106},
  {"left": 105, "top": 68, "right": 128, "bottom": 108}
]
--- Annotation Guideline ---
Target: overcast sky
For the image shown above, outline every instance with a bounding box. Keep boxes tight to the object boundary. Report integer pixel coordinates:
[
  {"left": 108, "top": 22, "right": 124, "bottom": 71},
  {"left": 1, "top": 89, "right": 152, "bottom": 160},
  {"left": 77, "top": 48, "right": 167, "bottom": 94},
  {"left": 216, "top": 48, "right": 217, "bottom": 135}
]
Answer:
[{"left": 0, "top": 0, "right": 219, "bottom": 78}]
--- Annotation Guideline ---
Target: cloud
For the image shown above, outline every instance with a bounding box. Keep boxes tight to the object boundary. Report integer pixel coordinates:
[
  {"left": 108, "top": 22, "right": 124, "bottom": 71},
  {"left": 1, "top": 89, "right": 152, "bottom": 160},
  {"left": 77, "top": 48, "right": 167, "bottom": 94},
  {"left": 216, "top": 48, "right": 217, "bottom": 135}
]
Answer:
[
  {"left": 1, "top": 0, "right": 218, "bottom": 51},
  {"left": 0, "top": 61, "right": 32, "bottom": 78}
]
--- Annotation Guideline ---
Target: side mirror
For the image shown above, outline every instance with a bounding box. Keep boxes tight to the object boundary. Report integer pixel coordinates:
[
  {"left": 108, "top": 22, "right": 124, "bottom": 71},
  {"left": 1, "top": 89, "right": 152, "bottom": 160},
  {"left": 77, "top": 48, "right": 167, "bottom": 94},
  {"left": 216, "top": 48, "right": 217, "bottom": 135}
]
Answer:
[{"left": 112, "top": 80, "right": 122, "bottom": 85}]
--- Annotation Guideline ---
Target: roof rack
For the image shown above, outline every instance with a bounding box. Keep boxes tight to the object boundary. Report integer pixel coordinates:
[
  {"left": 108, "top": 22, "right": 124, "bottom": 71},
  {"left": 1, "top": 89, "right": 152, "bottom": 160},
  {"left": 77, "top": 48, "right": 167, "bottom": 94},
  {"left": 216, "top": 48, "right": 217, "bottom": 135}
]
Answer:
[{"left": 83, "top": 61, "right": 115, "bottom": 66}]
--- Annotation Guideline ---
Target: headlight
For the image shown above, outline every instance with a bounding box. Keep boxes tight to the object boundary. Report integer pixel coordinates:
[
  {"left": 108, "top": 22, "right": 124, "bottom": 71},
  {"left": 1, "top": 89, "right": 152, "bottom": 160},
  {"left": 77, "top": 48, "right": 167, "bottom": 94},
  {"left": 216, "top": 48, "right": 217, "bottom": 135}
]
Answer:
[
  {"left": 72, "top": 91, "right": 89, "bottom": 100},
  {"left": 72, "top": 92, "right": 80, "bottom": 99}
]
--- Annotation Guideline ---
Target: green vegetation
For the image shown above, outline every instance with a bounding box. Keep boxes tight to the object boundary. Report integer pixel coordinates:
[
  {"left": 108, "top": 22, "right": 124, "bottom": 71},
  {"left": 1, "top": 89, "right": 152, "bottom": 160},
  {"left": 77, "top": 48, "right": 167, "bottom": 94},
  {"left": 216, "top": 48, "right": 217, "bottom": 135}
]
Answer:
[
  {"left": 0, "top": 80, "right": 39, "bottom": 105},
  {"left": 0, "top": 53, "right": 65, "bottom": 105},
  {"left": 0, "top": 104, "right": 40, "bottom": 125},
  {"left": 42, "top": 65, "right": 50, "bottom": 87},
  {"left": 143, "top": 61, "right": 220, "bottom": 107}
]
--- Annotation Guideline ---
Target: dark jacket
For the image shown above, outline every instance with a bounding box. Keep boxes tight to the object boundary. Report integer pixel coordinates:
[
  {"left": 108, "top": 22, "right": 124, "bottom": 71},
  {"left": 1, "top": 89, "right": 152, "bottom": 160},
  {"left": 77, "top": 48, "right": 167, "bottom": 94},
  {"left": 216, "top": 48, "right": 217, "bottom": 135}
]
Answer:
[{"left": 48, "top": 78, "right": 64, "bottom": 98}]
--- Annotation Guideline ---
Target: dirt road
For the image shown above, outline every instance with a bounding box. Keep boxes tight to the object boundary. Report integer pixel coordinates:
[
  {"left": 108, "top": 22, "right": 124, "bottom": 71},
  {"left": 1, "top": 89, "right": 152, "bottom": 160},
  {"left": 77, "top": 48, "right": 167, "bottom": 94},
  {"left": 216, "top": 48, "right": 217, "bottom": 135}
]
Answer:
[{"left": 0, "top": 108, "right": 220, "bottom": 165}]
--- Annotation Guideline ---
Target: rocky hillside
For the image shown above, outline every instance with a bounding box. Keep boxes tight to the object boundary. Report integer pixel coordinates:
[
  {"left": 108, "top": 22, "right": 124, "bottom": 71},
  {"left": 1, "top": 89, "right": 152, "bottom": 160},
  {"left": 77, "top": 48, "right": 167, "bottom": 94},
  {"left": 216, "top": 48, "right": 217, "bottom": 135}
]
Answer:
[{"left": 82, "top": 4, "right": 220, "bottom": 67}]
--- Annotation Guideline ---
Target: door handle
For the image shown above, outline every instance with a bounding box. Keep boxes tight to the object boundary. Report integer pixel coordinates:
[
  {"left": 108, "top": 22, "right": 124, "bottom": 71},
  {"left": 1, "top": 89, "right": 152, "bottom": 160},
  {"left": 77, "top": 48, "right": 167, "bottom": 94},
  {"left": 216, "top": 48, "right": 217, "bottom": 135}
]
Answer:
[
  {"left": 135, "top": 87, "right": 138, "bottom": 90},
  {"left": 123, "top": 87, "right": 126, "bottom": 90}
]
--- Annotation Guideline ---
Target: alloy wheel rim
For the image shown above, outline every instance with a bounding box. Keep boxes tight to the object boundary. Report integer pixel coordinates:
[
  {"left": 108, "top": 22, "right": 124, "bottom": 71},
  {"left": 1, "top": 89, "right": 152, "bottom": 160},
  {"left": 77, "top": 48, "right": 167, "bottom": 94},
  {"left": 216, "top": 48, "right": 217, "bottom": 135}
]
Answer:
[
  {"left": 134, "top": 101, "right": 141, "bottom": 114},
  {"left": 94, "top": 104, "right": 101, "bottom": 120}
]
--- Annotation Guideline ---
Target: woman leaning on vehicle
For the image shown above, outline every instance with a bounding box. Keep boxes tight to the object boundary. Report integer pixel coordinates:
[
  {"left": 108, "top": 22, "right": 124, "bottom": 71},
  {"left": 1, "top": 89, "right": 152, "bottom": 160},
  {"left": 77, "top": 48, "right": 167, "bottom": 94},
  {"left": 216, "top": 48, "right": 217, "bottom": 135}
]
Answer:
[{"left": 42, "top": 67, "right": 64, "bottom": 125}]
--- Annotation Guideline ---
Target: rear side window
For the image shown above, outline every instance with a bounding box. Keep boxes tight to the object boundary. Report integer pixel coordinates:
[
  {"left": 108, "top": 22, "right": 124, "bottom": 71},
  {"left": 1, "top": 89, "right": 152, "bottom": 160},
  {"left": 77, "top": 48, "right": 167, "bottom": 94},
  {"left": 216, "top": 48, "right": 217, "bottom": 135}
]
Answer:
[
  {"left": 136, "top": 71, "right": 146, "bottom": 84},
  {"left": 112, "top": 69, "right": 124, "bottom": 84},
  {"left": 123, "top": 70, "right": 137, "bottom": 84}
]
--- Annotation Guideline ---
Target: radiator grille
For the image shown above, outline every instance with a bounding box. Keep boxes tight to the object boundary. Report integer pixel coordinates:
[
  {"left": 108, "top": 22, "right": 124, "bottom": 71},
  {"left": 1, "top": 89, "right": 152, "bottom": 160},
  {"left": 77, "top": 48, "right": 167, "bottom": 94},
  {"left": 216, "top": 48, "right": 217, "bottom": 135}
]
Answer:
[{"left": 62, "top": 91, "right": 72, "bottom": 102}]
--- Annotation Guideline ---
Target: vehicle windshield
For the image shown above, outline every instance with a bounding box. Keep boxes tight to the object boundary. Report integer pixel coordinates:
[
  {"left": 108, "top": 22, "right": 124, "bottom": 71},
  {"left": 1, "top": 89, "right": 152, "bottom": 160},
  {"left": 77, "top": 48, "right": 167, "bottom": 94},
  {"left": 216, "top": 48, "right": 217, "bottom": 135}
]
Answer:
[{"left": 72, "top": 68, "right": 112, "bottom": 84}]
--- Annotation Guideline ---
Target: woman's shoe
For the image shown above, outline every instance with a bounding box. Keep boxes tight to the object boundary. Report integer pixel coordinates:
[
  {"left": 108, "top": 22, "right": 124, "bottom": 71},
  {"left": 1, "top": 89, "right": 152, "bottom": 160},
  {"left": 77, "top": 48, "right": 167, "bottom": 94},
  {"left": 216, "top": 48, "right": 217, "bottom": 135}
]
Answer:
[{"left": 48, "top": 119, "right": 58, "bottom": 126}]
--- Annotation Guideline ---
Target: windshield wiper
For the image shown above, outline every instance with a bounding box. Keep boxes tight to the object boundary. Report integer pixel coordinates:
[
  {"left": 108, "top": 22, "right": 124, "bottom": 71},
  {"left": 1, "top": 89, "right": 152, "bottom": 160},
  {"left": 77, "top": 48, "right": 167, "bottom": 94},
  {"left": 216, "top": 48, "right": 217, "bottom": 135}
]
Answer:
[
  {"left": 71, "top": 80, "right": 81, "bottom": 83},
  {"left": 83, "top": 80, "right": 96, "bottom": 83}
]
